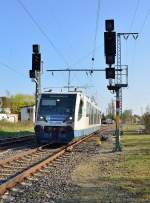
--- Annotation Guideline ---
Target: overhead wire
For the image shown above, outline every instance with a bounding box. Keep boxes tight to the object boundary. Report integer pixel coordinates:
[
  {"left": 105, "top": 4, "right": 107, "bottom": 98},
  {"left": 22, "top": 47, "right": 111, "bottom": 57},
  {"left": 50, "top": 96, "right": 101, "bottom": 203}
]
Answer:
[
  {"left": 125, "top": 0, "right": 140, "bottom": 65},
  {"left": 129, "top": 0, "right": 140, "bottom": 32},
  {"left": 91, "top": 0, "right": 101, "bottom": 69},
  {"left": 45, "top": 2, "right": 73, "bottom": 55},
  {"left": 139, "top": 9, "right": 150, "bottom": 34},
  {"left": 72, "top": 43, "right": 103, "bottom": 66},
  {"left": 0, "top": 61, "right": 26, "bottom": 78},
  {"left": 87, "top": 0, "right": 101, "bottom": 98},
  {"left": 67, "top": 43, "right": 103, "bottom": 94},
  {"left": 17, "top": 0, "right": 70, "bottom": 67}
]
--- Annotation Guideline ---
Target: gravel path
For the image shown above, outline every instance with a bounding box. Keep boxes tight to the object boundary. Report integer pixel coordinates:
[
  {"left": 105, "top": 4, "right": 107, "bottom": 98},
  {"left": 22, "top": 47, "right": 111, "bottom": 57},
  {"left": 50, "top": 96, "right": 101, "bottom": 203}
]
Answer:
[{"left": 0, "top": 131, "right": 115, "bottom": 203}]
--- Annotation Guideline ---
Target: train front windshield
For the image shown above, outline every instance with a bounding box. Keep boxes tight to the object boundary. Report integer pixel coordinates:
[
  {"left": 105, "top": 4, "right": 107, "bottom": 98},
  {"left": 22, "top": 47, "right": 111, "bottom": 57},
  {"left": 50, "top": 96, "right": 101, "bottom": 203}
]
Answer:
[{"left": 37, "top": 94, "right": 76, "bottom": 122}]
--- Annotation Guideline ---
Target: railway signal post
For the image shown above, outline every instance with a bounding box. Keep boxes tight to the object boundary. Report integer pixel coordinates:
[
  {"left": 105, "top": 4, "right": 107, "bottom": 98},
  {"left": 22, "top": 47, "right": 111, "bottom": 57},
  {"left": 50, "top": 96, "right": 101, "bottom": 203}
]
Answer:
[
  {"left": 104, "top": 19, "right": 138, "bottom": 151},
  {"left": 104, "top": 19, "right": 122, "bottom": 151},
  {"left": 29, "top": 44, "right": 41, "bottom": 115}
]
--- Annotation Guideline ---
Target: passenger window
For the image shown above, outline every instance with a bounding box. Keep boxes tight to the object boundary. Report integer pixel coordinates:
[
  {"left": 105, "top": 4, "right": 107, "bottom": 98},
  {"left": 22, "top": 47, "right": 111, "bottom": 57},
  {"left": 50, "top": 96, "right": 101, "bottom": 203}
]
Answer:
[
  {"left": 86, "top": 102, "right": 90, "bottom": 117},
  {"left": 78, "top": 100, "right": 83, "bottom": 120}
]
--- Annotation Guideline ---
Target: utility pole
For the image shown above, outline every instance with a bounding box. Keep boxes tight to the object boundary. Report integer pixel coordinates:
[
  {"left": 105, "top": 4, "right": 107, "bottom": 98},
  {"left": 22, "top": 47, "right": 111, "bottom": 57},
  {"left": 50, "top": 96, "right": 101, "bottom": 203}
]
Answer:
[{"left": 29, "top": 44, "right": 41, "bottom": 116}]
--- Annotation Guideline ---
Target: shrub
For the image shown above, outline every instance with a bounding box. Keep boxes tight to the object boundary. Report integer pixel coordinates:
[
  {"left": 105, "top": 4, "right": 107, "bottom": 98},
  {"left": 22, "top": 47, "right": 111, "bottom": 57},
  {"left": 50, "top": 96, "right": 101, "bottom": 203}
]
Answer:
[{"left": 143, "top": 112, "right": 150, "bottom": 134}]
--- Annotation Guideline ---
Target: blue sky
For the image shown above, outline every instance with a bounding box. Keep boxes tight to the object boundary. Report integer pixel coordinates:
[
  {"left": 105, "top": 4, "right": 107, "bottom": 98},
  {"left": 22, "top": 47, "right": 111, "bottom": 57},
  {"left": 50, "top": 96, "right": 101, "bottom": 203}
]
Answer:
[{"left": 0, "top": 0, "right": 149, "bottom": 115}]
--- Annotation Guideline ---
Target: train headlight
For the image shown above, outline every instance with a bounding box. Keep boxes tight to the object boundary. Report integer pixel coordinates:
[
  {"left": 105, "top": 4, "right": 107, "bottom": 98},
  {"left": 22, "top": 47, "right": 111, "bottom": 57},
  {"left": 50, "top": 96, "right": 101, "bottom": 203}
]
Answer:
[
  {"left": 37, "top": 115, "right": 48, "bottom": 122},
  {"left": 66, "top": 117, "right": 73, "bottom": 124}
]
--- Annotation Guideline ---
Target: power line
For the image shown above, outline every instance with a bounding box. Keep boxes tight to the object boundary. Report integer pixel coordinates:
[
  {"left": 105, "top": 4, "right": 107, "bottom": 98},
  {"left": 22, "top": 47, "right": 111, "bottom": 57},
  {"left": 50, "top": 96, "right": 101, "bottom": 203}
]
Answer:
[
  {"left": 129, "top": 0, "right": 140, "bottom": 32},
  {"left": 139, "top": 9, "right": 150, "bottom": 34},
  {"left": 126, "top": 0, "right": 140, "bottom": 64},
  {"left": 92, "top": 0, "right": 101, "bottom": 68},
  {"left": 17, "top": 0, "right": 70, "bottom": 67},
  {"left": 72, "top": 43, "right": 103, "bottom": 66},
  {"left": 0, "top": 61, "right": 26, "bottom": 78}
]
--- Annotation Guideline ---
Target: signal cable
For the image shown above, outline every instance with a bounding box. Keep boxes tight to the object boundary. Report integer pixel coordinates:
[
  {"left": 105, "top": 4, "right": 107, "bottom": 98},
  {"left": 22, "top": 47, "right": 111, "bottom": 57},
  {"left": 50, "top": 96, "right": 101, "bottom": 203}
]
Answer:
[
  {"left": 91, "top": 0, "right": 101, "bottom": 69},
  {"left": 17, "top": 0, "right": 70, "bottom": 67}
]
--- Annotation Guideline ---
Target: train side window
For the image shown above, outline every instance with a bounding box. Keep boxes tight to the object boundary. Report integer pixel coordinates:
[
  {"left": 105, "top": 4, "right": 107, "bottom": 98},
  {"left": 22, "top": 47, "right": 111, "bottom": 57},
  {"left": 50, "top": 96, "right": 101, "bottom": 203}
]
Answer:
[
  {"left": 96, "top": 109, "right": 98, "bottom": 124},
  {"left": 78, "top": 100, "right": 83, "bottom": 120},
  {"left": 86, "top": 102, "right": 90, "bottom": 117},
  {"left": 89, "top": 104, "right": 92, "bottom": 124},
  {"left": 97, "top": 110, "right": 99, "bottom": 124},
  {"left": 98, "top": 111, "right": 101, "bottom": 123},
  {"left": 91, "top": 107, "right": 94, "bottom": 124}
]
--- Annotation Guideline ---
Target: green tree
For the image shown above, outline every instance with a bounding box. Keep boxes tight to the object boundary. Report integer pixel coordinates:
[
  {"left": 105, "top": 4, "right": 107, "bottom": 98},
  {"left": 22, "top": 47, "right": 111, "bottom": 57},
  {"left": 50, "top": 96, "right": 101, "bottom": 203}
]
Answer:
[
  {"left": 2, "top": 94, "right": 35, "bottom": 114},
  {"left": 1, "top": 97, "right": 11, "bottom": 108}
]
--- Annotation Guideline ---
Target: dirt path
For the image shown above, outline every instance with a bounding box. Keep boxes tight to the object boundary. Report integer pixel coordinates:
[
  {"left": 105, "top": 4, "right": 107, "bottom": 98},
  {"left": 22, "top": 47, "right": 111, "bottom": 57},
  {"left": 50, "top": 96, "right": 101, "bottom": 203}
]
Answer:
[{"left": 61, "top": 136, "right": 150, "bottom": 203}]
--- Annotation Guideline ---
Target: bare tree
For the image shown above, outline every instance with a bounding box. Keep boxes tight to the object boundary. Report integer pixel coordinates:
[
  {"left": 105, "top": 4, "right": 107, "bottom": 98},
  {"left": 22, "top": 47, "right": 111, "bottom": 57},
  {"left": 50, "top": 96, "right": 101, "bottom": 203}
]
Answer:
[{"left": 106, "top": 100, "right": 115, "bottom": 119}]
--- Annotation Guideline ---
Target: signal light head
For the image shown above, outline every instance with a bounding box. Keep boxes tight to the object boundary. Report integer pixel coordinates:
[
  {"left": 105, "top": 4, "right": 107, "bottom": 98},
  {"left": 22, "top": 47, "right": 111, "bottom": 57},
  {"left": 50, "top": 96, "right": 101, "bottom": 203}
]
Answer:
[
  {"left": 32, "top": 53, "right": 41, "bottom": 71},
  {"left": 105, "top": 19, "right": 114, "bottom": 32},
  {"left": 104, "top": 32, "right": 116, "bottom": 56},
  {"left": 33, "top": 44, "right": 40, "bottom": 53},
  {"left": 29, "top": 70, "right": 35, "bottom": 78},
  {"left": 106, "top": 55, "right": 115, "bottom": 65},
  {"left": 106, "top": 68, "right": 115, "bottom": 79}
]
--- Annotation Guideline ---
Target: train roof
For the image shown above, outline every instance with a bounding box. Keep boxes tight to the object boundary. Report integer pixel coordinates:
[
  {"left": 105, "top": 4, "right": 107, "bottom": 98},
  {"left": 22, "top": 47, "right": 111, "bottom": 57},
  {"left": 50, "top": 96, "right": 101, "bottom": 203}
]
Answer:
[{"left": 41, "top": 92, "right": 80, "bottom": 95}]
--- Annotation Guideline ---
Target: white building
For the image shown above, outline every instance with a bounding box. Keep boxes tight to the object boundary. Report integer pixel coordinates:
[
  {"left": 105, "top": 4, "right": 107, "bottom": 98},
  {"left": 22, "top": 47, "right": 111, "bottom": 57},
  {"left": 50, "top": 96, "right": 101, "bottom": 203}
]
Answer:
[
  {"left": 0, "top": 113, "right": 18, "bottom": 123},
  {"left": 20, "top": 105, "right": 35, "bottom": 122}
]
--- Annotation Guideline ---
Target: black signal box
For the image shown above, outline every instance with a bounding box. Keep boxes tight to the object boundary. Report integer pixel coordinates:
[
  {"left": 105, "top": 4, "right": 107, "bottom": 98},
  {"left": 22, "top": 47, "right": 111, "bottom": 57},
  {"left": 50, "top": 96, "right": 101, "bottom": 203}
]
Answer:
[
  {"left": 33, "top": 44, "right": 40, "bottom": 53},
  {"left": 104, "top": 32, "right": 116, "bottom": 56},
  {"left": 106, "top": 55, "right": 115, "bottom": 65},
  {"left": 32, "top": 53, "right": 41, "bottom": 71},
  {"left": 106, "top": 68, "right": 115, "bottom": 79},
  {"left": 105, "top": 19, "right": 114, "bottom": 32},
  {"left": 29, "top": 69, "right": 35, "bottom": 78}
]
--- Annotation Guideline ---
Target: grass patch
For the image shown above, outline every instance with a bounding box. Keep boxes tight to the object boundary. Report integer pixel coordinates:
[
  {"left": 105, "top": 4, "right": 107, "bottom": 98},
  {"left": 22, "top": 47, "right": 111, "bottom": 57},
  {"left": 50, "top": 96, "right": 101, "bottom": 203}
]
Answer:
[
  {"left": 0, "top": 121, "right": 34, "bottom": 138},
  {"left": 71, "top": 132, "right": 150, "bottom": 202},
  {"left": 123, "top": 124, "right": 144, "bottom": 131}
]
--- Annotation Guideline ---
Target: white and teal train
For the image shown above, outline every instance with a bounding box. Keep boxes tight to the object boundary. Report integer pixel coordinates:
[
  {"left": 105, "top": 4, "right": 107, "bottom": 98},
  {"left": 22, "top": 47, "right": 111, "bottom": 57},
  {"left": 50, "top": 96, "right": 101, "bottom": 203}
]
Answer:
[{"left": 35, "top": 92, "right": 101, "bottom": 144}]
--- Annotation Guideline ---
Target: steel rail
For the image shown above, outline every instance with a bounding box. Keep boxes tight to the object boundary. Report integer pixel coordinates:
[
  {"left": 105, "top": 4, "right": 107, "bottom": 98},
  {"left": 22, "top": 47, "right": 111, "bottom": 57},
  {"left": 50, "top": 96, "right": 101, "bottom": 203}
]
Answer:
[
  {"left": 0, "top": 144, "right": 48, "bottom": 166},
  {"left": 0, "top": 135, "right": 35, "bottom": 148},
  {"left": 0, "top": 126, "right": 114, "bottom": 196}
]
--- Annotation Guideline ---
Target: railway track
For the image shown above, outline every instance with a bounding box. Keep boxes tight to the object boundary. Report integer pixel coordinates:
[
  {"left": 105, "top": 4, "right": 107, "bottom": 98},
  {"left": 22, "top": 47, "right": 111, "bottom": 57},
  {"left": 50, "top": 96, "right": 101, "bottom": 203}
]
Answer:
[
  {"left": 0, "top": 135, "right": 35, "bottom": 150},
  {"left": 0, "top": 125, "right": 114, "bottom": 196}
]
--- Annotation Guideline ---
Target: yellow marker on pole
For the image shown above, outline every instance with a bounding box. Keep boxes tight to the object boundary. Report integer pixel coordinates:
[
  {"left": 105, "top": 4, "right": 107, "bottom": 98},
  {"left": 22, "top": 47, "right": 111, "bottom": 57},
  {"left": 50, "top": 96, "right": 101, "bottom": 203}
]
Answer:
[{"left": 115, "top": 115, "right": 120, "bottom": 128}]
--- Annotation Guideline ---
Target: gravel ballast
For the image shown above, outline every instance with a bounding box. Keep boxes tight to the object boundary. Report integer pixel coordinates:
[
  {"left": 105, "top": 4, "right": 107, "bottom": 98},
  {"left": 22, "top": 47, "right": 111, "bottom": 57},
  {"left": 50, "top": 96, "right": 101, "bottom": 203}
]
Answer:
[{"left": 1, "top": 130, "right": 132, "bottom": 203}]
